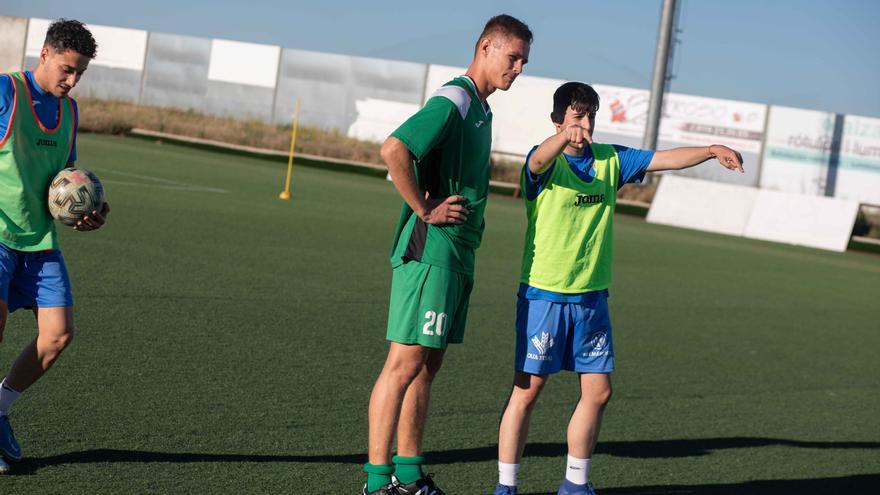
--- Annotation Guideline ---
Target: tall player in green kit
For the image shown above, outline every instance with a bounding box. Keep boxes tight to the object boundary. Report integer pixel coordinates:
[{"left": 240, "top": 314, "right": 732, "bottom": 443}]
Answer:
[
  {"left": 0, "top": 20, "right": 108, "bottom": 473},
  {"left": 494, "top": 83, "right": 744, "bottom": 495},
  {"left": 363, "top": 15, "right": 532, "bottom": 495}
]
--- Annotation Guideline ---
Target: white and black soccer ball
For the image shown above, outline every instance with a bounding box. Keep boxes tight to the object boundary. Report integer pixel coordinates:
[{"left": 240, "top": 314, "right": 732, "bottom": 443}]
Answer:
[{"left": 48, "top": 168, "right": 105, "bottom": 227}]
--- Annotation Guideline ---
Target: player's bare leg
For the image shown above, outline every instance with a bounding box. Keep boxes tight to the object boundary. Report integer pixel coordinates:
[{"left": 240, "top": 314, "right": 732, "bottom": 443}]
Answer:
[
  {"left": 494, "top": 372, "right": 548, "bottom": 492},
  {"left": 1, "top": 306, "right": 73, "bottom": 463},
  {"left": 368, "top": 343, "right": 432, "bottom": 466},
  {"left": 498, "top": 371, "right": 549, "bottom": 462},
  {"left": 567, "top": 373, "right": 611, "bottom": 459},
  {"left": 396, "top": 347, "right": 444, "bottom": 457},
  {"left": 4, "top": 306, "right": 75, "bottom": 393},
  {"left": 0, "top": 300, "right": 16, "bottom": 465},
  {"left": 555, "top": 372, "right": 611, "bottom": 493}
]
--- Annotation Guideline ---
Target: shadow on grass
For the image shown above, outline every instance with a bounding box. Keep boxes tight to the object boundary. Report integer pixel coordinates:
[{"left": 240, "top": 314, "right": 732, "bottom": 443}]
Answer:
[
  {"left": 9, "top": 436, "right": 879, "bottom": 476},
  {"left": 10, "top": 450, "right": 364, "bottom": 475},
  {"left": 431, "top": 437, "right": 880, "bottom": 464},
  {"left": 521, "top": 473, "right": 880, "bottom": 495}
]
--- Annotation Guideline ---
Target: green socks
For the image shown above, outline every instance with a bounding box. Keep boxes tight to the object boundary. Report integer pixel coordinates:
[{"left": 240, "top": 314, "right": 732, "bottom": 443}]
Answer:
[
  {"left": 364, "top": 455, "right": 426, "bottom": 491},
  {"left": 392, "top": 455, "right": 426, "bottom": 485},
  {"left": 363, "top": 463, "right": 394, "bottom": 492}
]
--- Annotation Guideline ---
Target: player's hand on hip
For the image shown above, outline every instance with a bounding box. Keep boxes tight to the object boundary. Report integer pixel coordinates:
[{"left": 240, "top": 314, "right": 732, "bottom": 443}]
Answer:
[
  {"left": 422, "top": 193, "right": 468, "bottom": 225},
  {"left": 710, "top": 145, "right": 744, "bottom": 173},
  {"left": 74, "top": 201, "right": 110, "bottom": 231},
  {"left": 565, "top": 124, "right": 592, "bottom": 150}
]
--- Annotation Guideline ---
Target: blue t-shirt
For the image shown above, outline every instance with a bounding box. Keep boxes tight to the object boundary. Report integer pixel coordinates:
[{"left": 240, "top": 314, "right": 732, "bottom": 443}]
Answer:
[
  {"left": 520, "top": 144, "right": 654, "bottom": 302},
  {"left": 523, "top": 144, "right": 653, "bottom": 200},
  {"left": 0, "top": 71, "right": 78, "bottom": 163}
]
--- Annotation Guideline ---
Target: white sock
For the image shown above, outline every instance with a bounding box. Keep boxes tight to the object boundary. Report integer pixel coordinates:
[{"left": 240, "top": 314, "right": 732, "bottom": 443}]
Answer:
[
  {"left": 0, "top": 379, "right": 21, "bottom": 416},
  {"left": 498, "top": 461, "right": 519, "bottom": 487},
  {"left": 565, "top": 455, "right": 591, "bottom": 485}
]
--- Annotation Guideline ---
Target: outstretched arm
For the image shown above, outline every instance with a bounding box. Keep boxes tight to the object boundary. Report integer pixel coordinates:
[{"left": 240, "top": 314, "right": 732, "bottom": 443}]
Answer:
[
  {"left": 527, "top": 124, "right": 592, "bottom": 175},
  {"left": 381, "top": 137, "right": 468, "bottom": 225},
  {"left": 646, "top": 145, "right": 744, "bottom": 173}
]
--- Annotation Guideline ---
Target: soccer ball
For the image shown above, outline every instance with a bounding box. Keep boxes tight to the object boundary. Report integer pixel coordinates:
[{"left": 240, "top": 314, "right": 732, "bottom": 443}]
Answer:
[{"left": 47, "top": 168, "right": 105, "bottom": 227}]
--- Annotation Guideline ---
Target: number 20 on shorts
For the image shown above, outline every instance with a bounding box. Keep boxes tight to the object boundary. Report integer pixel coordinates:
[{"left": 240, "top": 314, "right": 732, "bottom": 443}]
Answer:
[{"left": 422, "top": 311, "right": 447, "bottom": 336}]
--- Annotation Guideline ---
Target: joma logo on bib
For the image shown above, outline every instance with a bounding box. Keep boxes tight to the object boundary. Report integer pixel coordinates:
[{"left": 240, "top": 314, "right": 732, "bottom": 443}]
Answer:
[
  {"left": 36, "top": 138, "right": 58, "bottom": 148},
  {"left": 573, "top": 193, "right": 604, "bottom": 206}
]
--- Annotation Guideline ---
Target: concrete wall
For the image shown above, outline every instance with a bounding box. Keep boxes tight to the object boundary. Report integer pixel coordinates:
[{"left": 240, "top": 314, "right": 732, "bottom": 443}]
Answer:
[
  {"left": 648, "top": 176, "right": 860, "bottom": 252},
  {"left": 204, "top": 39, "right": 279, "bottom": 121},
  {"left": 0, "top": 17, "right": 27, "bottom": 73},
  {"left": 141, "top": 33, "right": 211, "bottom": 111},
  {"left": 6, "top": 15, "right": 877, "bottom": 209},
  {"left": 274, "top": 48, "right": 425, "bottom": 140}
]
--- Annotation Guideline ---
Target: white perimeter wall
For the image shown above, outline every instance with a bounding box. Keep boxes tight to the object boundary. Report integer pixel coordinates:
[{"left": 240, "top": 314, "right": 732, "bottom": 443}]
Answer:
[
  {"left": 207, "top": 39, "right": 279, "bottom": 88},
  {"left": 647, "top": 175, "right": 759, "bottom": 237},
  {"left": 648, "top": 176, "right": 859, "bottom": 252},
  {"left": 760, "top": 106, "right": 880, "bottom": 205},
  {"left": 27, "top": 18, "right": 148, "bottom": 71}
]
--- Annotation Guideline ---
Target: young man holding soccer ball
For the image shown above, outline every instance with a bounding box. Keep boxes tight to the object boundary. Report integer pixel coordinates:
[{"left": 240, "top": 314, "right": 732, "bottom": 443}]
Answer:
[{"left": 0, "top": 19, "right": 109, "bottom": 472}]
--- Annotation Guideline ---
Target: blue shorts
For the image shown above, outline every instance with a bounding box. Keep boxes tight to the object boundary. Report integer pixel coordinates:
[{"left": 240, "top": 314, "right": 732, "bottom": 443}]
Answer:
[
  {"left": 514, "top": 293, "right": 614, "bottom": 375},
  {"left": 0, "top": 243, "right": 74, "bottom": 313}
]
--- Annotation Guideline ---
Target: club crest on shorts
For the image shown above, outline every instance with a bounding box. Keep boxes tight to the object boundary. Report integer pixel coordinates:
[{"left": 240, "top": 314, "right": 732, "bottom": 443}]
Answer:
[
  {"left": 531, "top": 332, "right": 555, "bottom": 356},
  {"left": 589, "top": 330, "right": 608, "bottom": 350},
  {"left": 582, "top": 330, "right": 610, "bottom": 358}
]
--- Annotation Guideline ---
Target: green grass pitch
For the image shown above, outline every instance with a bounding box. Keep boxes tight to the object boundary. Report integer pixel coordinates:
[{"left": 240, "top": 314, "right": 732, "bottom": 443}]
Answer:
[{"left": 1, "top": 134, "right": 878, "bottom": 493}]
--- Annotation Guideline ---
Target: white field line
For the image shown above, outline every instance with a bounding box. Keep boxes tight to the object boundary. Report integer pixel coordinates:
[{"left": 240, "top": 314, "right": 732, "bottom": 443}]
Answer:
[{"left": 98, "top": 170, "right": 229, "bottom": 194}]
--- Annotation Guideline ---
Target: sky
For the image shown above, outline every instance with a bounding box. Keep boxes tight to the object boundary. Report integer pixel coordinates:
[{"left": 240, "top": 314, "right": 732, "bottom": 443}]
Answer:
[{"left": 3, "top": 0, "right": 879, "bottom": 118}]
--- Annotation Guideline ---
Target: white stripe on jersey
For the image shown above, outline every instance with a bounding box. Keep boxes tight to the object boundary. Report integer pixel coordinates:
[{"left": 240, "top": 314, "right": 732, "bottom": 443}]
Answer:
[{"left": 431, "top": 86, "right": 471, "bottom": 120}]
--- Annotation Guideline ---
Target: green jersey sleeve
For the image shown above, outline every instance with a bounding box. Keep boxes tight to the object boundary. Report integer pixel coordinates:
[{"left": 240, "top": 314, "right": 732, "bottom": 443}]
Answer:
[{"left": 390, "top": 96, "right": 457, "bottom": 160}]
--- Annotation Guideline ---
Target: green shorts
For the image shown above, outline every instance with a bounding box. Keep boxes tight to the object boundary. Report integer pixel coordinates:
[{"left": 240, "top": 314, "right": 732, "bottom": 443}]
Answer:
[{"left": 386, "top": 260, "right": 474, "bottom": 349}]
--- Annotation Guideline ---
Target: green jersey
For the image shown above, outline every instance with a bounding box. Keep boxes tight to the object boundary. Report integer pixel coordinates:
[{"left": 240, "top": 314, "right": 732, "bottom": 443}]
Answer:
[
  {"left": 389, "top": 76, "right": 492, "bottom": 275},
  {"left": 0, "top": 72, "right": 75, "bottom": 251}
]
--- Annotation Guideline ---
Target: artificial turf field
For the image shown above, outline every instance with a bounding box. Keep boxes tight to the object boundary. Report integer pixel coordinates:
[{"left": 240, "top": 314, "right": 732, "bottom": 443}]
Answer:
[{"left": 1, "top": 133, "right": 878, "bottom": 494}]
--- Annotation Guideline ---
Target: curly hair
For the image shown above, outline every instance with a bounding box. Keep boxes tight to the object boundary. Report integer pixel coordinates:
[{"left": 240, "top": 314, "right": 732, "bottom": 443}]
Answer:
[{"left": 44, "top": 19, "right": 98, "bottom": 59}]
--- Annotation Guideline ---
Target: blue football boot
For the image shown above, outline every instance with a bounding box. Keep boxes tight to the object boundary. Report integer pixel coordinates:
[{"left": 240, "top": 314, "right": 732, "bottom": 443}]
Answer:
[
  {"left": 0, "top": 415, "right": 21, "bottom": 462},
  {"left": 494, "top": 483, "right": 518, "bottom": 495},
  {"left": 558, "top": 479, "right": 596, "bottom": 495}
]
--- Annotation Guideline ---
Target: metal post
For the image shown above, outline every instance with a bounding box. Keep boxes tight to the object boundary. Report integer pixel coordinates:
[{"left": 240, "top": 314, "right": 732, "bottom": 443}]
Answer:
[
  {"left": 138, "top": 32, "right": 151, "bottom": 105},
  {"left": 270, "top": 47, "right": 284, "bottom": 124},
  {"left": 755, "top": 105, "right": 772, "bottom": 187},
  {"left": 825, "top": 113, "right": 845, "bottom": 197},
  {"left": 643, "top": 0, "right": 679, "bottom": 151},
  {"left": 20, "top": 18, "right": 30, "bottom": 71}
]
